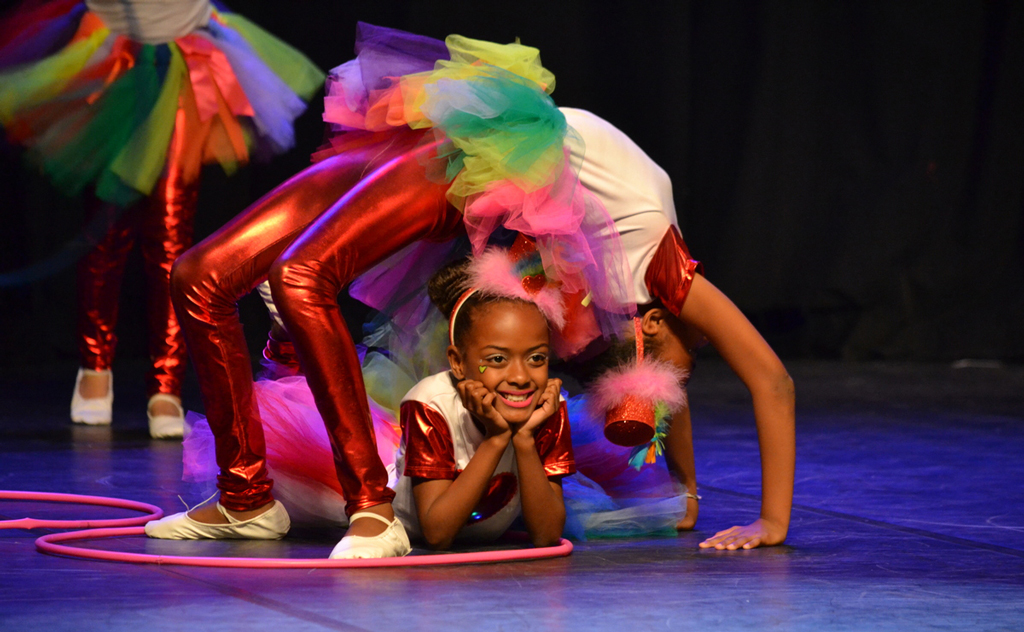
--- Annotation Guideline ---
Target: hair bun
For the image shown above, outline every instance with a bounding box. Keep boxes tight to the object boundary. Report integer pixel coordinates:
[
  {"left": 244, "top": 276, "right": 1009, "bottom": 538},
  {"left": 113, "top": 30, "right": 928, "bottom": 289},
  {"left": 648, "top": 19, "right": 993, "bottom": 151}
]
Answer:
[{"left": 427, "top": 258, "right": 472, "bottom": 317}]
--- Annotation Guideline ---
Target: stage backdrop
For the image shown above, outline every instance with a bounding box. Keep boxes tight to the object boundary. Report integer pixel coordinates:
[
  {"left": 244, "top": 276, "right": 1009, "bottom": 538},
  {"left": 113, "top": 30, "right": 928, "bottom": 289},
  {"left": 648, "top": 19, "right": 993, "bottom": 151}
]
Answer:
[{"left": 1, "top": 0, "right": 1022, "bottom": 370}]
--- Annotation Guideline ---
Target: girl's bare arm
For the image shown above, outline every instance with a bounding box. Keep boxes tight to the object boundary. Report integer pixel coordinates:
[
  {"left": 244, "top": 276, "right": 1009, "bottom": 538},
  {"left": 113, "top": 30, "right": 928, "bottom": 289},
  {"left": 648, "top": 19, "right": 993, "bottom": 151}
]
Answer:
[
  {"left": 412, "top": 430, "right": 510, "bottom": 550},
  {"left": 680, "top": 274, "right": 795, "bottom": 549}
]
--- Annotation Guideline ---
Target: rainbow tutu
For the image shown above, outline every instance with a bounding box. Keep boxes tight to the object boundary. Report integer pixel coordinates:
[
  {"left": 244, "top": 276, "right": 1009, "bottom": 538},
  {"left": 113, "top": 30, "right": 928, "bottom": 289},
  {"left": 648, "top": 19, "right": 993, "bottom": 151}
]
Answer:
[
  {"left": 0, "top": 0, "right": 324, "bottom": 206},
  {"left": 326, "top": 24, "right": 635, "bottom": 363}
]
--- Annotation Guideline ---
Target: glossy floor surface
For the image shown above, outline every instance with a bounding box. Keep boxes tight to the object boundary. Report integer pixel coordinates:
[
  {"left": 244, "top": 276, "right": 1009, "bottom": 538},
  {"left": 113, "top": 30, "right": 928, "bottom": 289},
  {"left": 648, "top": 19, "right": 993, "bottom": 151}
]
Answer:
[{"left": 2, "top": 360, "right": 1023, "bottom": 631}]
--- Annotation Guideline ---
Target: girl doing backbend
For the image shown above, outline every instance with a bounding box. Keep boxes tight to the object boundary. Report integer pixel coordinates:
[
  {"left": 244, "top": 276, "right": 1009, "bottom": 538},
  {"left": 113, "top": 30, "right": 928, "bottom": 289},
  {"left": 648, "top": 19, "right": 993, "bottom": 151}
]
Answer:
[{"left": 147, "top": 25, "right": 794, "bottom": 556}]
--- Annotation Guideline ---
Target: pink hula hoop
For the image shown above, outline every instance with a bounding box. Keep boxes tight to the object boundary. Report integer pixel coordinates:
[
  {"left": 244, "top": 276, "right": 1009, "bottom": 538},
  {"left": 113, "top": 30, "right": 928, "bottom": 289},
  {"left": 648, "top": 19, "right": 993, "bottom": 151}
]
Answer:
[
  {"left": 35, "top": 527, "right": 573, "bottom": 568},
  {"left": 3, "top": 490, "right": 573, "bottom": 568},
  {"left": 0, "top": 490, "right": 163, "bottom": 529}
]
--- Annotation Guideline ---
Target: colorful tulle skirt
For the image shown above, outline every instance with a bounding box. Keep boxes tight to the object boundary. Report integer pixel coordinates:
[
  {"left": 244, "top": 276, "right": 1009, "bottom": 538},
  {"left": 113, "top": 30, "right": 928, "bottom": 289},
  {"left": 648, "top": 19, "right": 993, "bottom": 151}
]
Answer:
[
  {"left": 0, "top": 1, "right": 324, "bottom": 206},
  {"left": 181, "top": 357, "right": 685, "bottom": 538},
  {"left": 325, "top": 23, "right": 636, "bottom": 363}
]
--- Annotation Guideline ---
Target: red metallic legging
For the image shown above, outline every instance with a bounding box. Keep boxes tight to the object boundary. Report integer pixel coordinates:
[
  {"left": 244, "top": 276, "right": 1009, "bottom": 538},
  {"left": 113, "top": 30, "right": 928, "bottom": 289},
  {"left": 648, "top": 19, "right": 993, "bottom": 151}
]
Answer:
[
  {"left": 171, "top": 130, "right": 463, "bottom": 513},
  {"left": 77, "top": 118, "right": 199, "bottom": 398}
]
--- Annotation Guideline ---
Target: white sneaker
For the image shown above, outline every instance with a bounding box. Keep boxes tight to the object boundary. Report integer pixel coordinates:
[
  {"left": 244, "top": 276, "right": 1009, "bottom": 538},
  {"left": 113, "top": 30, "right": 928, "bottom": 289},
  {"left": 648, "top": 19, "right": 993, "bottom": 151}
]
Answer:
[
  {"left": 329, "top": 511, "right": 412, "bottom": 559},
  {"left": 147, "top": 393, "right": 184, "bottom": 439},
  {"left": 70, "top": 368, "right": 112, "bottom": 425},
  {"left": 145, "top": 501, "right": 290, "bottom": 540}
]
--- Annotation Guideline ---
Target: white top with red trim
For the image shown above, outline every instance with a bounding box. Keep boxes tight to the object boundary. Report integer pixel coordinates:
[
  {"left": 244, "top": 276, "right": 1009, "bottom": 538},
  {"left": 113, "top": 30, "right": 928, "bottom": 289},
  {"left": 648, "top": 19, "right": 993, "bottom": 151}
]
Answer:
[
  {"left": 86, "top": 0, "right": 212, "bottom": 44},
  {"left": 562, "top": 107, "right": 679, "bottom": 305},
  {"left": 393, "top": 371, "right": 573, "bottom": 543}
]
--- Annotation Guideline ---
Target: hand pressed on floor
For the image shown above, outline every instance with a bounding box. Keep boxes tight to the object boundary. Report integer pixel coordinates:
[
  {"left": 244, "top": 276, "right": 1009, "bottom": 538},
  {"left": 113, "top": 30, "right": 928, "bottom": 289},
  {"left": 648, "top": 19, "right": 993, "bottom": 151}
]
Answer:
[{"left": 699, "top": 517, "right": 787, "bottom": 550}]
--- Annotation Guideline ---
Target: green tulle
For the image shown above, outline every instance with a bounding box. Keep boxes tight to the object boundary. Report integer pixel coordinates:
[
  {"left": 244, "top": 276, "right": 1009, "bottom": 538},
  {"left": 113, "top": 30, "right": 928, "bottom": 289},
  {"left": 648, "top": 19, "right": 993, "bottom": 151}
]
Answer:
[
  {"left": 444, "top": 34, "right": 556, "bottom": 94},
  {"left": 3, "top": 9, "right": 322, "bottom": 207},
  {"left": 420, "top": 68, "right": 568, "bottom": 202},
  {"left": 106, "top": 45, "right": 185, "bottom": 198},
  {"left": 94, "top": 170, "right": 143, "bottom": 208},
  {"left": 361, "top": 352, "right": 417, "bottom": 420},
  {"left": 34, "top": 45, "right": 164, "bottom": 198},
  {"left": 0, "top": 25, "right": 107, "bottom": 124},
  {"left": 218, "top": 12, "right": 325, "bottom": 101}
]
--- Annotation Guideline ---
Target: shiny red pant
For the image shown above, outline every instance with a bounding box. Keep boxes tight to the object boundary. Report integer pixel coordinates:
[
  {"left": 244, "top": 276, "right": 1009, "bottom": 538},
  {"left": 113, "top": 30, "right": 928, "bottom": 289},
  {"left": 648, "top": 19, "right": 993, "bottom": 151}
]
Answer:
[
  {"left": 171, "top": 130, "right": 464, "bottom": 513},
  {"left": 77, "top": 138, "right": 198, "bottom": 398}
]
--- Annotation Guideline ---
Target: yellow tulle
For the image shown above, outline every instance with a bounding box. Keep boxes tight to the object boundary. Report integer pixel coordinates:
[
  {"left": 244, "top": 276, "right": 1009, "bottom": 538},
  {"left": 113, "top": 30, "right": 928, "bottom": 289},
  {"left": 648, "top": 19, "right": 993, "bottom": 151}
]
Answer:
[
  {"left": 0, "top": 23, "right": 109, "bottom": 123},
  {"left": 443, "top": 34, "right": 555, "bottom": 94},
  {"left": 1, "top": 6, "right": 323, "bottom": 204},
  {"left": 400, "top": 34, "right": 556, "bottom": 130}
]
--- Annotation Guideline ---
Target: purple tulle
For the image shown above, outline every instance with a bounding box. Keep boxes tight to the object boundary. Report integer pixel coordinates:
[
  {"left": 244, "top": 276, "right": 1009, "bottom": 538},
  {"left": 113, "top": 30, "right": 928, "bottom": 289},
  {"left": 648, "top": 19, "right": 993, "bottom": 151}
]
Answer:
[
  {"left": 331, "top": 23, "right": 634, "bottom": 360},
  {"left": 353, "top": 22, "right": 448, "bottom": 93},
  {"left": 322, "top": 22, "right": 448, "bottom": 134},
  {"left": 200, "top": 20, "right": 310, "bottom": 154},
  {"left": 349, "top": 236, "right": 469, "bottom": 335},
  {"left": 0, "top": 2, "right": 85, "bottom": 70}
]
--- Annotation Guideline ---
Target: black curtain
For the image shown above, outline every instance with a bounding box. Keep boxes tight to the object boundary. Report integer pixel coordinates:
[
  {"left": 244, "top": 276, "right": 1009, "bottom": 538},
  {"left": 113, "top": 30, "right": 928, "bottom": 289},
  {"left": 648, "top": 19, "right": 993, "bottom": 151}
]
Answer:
[
  {"left": 1, "top": 0, "right": 1021, "bottom": 369},
  {"left": 686, "top": 2, "right": 1024, "bottom": 360}
]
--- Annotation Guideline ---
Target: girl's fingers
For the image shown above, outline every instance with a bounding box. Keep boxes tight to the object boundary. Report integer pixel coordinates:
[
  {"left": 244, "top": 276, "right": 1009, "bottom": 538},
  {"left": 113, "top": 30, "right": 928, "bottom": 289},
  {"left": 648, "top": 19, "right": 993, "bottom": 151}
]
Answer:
[
  {"left": 539, "top": 389, "right": 555, "bottom": 412},
  {"left": 459, "top": 382, "right": 490, "bottom": 416},
  {"left": 542, "top": 380, "right": 560, "bottom": 409},
  {"left": 726, "top": 536, "right": 757, "bottom": 550},
  {"left": 699, "top": 525, "right": 766, "bottom": 550},
  {"left": 457, "top": 381, "right": 476, "bottom": 401},
  {"left": 699, "top": 527, "right": 739, "bottom": 548}
]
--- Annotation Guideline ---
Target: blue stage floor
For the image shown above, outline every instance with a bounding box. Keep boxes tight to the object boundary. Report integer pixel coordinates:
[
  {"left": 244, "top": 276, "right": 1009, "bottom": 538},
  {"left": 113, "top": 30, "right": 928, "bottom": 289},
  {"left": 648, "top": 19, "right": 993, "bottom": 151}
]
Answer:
[{"left": 2, "top": 360, "right": 1023, "bottom": 631}]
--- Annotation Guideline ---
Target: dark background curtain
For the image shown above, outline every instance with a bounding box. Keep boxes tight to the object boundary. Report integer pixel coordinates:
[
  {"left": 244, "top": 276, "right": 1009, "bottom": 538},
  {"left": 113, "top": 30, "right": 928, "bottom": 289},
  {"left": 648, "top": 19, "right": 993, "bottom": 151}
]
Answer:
[{"left": 1, "top": 0, "right": 1022, "bottom": 370}]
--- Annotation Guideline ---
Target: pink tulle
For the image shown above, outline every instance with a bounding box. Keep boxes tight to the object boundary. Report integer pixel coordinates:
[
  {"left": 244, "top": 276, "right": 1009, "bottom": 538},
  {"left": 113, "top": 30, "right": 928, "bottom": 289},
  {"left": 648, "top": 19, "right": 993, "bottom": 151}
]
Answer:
[
  {"left": 182, "top": 376, "right": 401, "bottom": 525},
  {"left": 463, "top": 152, "right": 588, "bottom": 290},
  {"left": 468, "top": 248, "right": 566, "bottom": 328},
  {"left": 462, "top": 152, "right": 635, "bottom": 355},
  {"left": 588, "top": 360, "right": 688, "bottom": 413},
  {"left": 322, "top": 60, "right": 372, "bottom": 131}
]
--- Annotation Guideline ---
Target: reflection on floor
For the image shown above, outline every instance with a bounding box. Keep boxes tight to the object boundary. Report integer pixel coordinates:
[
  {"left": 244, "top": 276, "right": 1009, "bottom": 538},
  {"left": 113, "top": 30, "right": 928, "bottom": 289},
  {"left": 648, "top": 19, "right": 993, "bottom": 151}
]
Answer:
[{"left": 2, "top": 360, "right": 1022, "bottom": 631}]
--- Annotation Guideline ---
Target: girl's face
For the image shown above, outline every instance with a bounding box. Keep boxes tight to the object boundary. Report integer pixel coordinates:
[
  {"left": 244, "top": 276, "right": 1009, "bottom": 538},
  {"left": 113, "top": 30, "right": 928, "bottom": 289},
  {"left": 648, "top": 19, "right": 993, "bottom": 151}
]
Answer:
[{"left": 449, "top": 301, "right": 551, "bottom": 424}]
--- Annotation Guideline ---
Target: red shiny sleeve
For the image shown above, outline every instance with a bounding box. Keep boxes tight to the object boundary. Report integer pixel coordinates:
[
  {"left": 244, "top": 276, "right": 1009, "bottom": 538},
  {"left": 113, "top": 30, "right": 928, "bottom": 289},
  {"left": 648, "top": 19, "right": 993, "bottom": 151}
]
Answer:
[
  {"left": 534, "top": 400, "right": 576, "bottom": 477},
  {"left": 399, "top": 401, "right": 459, "bottom": 480},
  {"left": 643, "top": 225, "right": 704, "bottom": 317}
]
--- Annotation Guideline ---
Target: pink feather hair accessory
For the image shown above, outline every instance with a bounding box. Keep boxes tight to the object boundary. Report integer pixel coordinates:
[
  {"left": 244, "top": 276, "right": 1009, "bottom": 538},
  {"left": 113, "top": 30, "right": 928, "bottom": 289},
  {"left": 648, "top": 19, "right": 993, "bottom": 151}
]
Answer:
[{"left": 466, "top": 247, "right": 567, "bottom": 329}]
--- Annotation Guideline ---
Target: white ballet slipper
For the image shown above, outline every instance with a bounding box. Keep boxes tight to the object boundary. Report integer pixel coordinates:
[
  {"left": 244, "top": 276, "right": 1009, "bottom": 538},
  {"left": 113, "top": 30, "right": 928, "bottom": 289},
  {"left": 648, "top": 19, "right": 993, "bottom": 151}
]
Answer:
[
  {"left": 147, "top": 393, "right": 184, "bottom": 439},
  {"left": 329, "top": 511, "right": 412, "bottom": 559},
  {"left": 144, "top": 501, "right": 291, "bottom": 540},
  {"left": 70, "top": 368, "right": 112, "bottom": 425}
]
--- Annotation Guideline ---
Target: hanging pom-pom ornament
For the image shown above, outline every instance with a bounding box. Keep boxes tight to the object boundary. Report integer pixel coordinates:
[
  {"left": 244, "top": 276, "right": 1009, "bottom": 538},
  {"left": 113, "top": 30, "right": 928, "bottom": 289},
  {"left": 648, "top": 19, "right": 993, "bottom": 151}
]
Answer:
[{"left": 588, "top": 319, "right": 688, "bottom": 448}]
